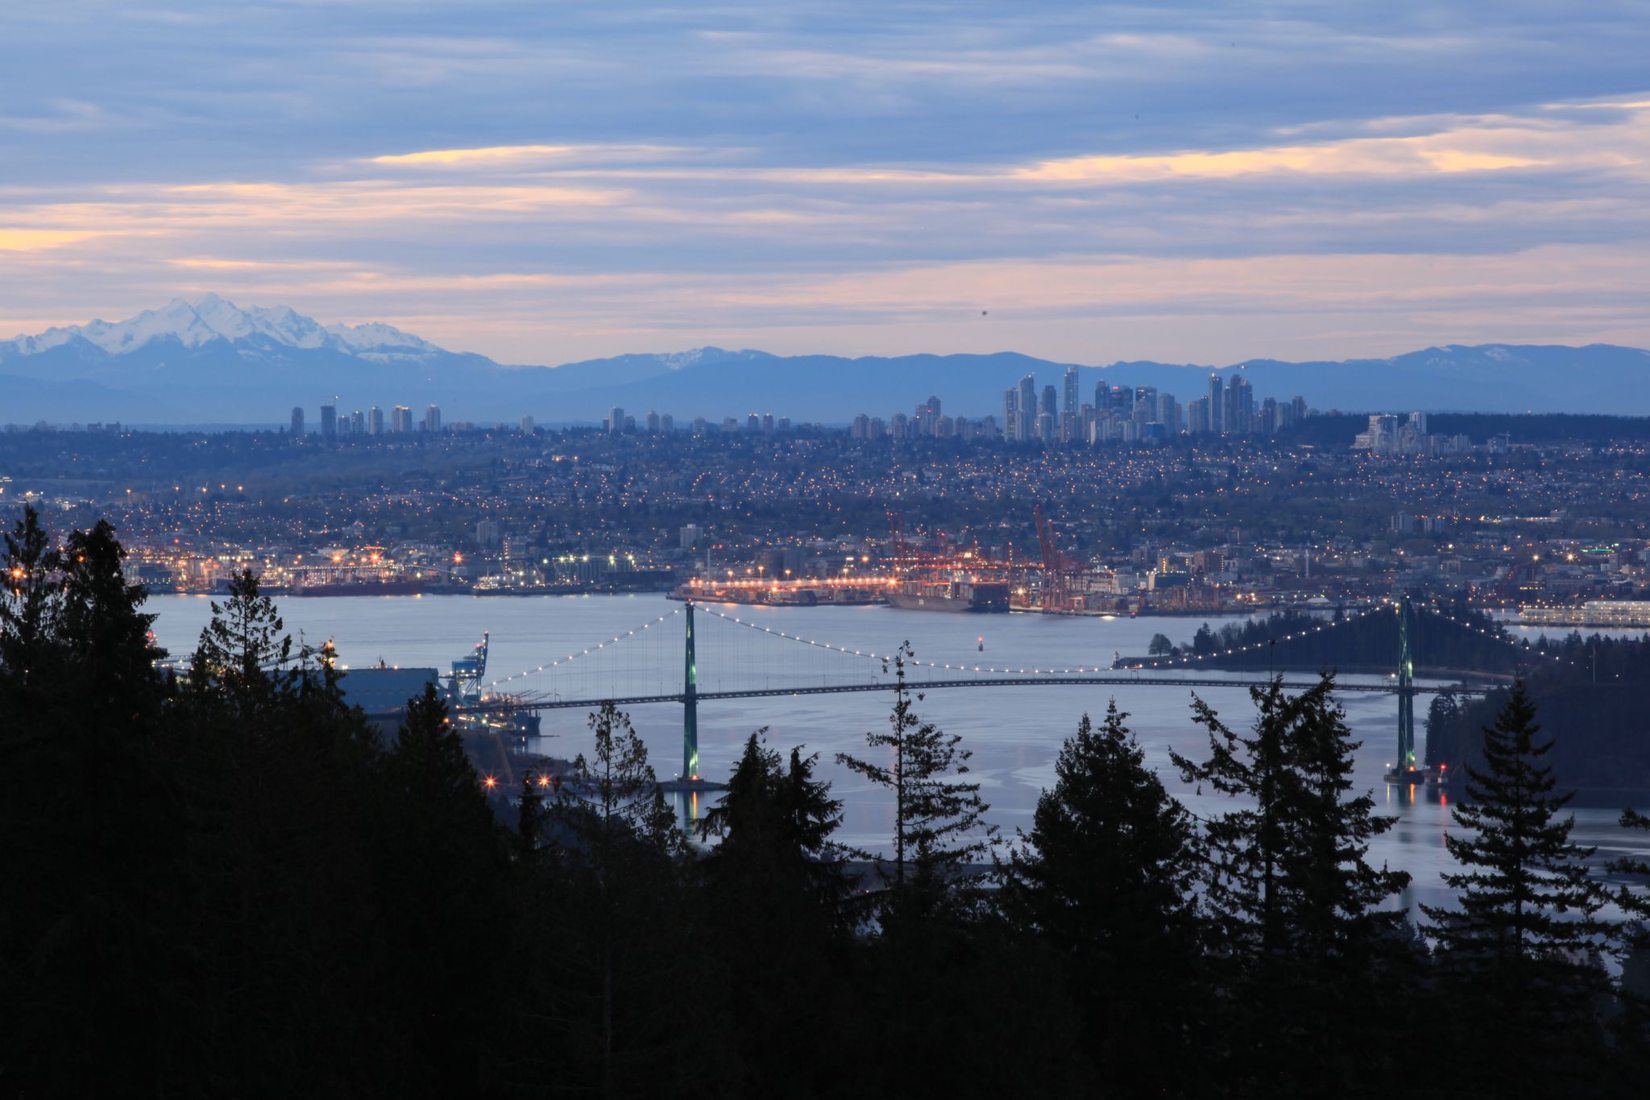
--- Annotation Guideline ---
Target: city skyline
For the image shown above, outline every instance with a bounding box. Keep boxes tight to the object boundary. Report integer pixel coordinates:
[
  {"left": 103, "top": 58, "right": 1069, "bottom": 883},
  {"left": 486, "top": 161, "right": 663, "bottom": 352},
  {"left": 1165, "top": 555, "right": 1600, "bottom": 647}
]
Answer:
[{"left": 3, "top": 4, "right": 1648, "bottom": 367}]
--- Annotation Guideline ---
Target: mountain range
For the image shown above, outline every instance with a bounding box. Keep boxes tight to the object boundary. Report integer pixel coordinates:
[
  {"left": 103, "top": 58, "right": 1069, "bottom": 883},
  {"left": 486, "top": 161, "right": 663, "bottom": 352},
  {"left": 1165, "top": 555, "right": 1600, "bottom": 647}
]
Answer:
[{"left": 3, "top": 296, "right": 1647, "bottom": 425}]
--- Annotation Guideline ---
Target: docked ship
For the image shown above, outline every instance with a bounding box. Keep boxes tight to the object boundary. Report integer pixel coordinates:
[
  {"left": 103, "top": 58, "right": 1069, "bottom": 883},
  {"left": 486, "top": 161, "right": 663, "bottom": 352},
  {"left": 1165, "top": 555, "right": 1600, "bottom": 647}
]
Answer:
[
  {"left": 292, "top": 576, "right": 426, "bottom": 597},
  {"left": 1517, "top": 600, "right": 1650, "bottom": 628},
  {"left": 887, "top": 578, "right": 1010, "bottom": 613},
  {"left": 290, "top": 554, "right": 427, "bottom": 597}
]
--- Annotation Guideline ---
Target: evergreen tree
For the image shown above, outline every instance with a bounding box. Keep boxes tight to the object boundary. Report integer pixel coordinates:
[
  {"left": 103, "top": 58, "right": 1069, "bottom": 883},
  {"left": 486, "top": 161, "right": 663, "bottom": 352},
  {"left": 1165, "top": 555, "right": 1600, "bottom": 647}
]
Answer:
[
  {"left": 167, "top": 576, "right": 397, "bottom": 1094},
  {"left": 0, "top": 512, "right": 184, "bottom": 1095},
  {"left": 538, "top": 702, "right": 697, "bottom": 1095},
  {"left": 0, "top": 503, "right": 62, "bottom": 693},
  {"left": 1001, "top": 703, "right": 1204, "bottom": 1096},
  {"left": 1607, "top": 808, "right": 1650, "bottom": 1091},
  {"left": 515, "top": 771, "right": 550, "bottom": 858},
  {"left": 192, "top": 566, "right": 293, "bottom": 712},
  {"left": 559, "top": 700, "right": 681, "bottom": 856},
  {"left": 1172, "top": 675, "right": 1411, "bottom": 1093},
  {"left": 836, "top": 641, "right": 994, "bottom": 922},
  {"left": 697, "top": 732, "right": 853, "bottom": 1093},
  {"left": 1174, "top": 676, "right": 1406, "bottom": 961},
  {"left": 58, "top": 519, "right": 168, "bottom": 729},
  {"left": 378, "top": 682, "right": 503, "bottom": 1094},
  {"left": 700, "top": 731, "right": 849, "bottom": 912},
  {"left": 1422, "top": 681, "right": 1612, "bottom": 1097}
]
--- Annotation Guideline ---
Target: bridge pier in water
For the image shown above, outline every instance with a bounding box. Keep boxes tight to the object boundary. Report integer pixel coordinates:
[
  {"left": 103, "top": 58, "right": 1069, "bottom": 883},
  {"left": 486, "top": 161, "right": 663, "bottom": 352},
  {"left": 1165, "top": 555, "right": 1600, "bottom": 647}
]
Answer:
[
  {"left": 1397, "top": 597, "right": 1416, "bottom": 770},
  {"left": 1385, "top": 596, "right": 1425, "bottom": 784}
]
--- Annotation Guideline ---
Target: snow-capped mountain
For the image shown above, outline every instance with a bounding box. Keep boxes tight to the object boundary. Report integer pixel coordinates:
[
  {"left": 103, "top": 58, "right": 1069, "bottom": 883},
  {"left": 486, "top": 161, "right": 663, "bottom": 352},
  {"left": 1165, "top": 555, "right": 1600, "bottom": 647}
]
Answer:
[
  {"left": 0, "top": 295, "right": 512, "bottom": 423},
  {"left": 2, "top": 294, "right": 441, "bottom": 363}
]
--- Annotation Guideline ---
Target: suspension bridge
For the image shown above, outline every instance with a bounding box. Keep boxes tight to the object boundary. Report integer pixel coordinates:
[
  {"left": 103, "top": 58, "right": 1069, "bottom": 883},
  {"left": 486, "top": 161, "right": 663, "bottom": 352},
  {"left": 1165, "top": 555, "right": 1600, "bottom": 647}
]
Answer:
[{"left": 453, "top": 598, "right": 1558, "bottom": 784}]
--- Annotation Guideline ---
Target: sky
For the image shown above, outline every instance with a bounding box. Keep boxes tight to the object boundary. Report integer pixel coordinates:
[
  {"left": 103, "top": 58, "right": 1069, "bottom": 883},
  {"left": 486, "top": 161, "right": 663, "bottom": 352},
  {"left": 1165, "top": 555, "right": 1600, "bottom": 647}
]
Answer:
[{"left": 2, "top": 1, "right": 1648, "bottom": 366}]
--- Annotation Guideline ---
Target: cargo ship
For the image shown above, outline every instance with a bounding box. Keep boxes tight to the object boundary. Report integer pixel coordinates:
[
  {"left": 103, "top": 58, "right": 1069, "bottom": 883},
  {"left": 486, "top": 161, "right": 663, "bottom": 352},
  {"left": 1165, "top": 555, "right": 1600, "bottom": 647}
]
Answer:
[
  {"left": 887, "top": 579, "right": 1010, "bottom": 613},
  {"left": 291, "top": 576, "right": 426, "bottom": 597}
]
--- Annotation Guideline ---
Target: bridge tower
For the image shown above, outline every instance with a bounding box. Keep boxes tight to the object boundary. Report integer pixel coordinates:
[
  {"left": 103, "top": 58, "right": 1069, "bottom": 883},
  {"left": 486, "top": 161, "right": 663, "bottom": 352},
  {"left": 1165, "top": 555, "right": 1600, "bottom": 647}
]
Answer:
[
  {"left": 1395, "top": 596, "right": 1417, "bottom": 772},
  {"left": 683, "top": 601, "right": 699, "bottom": 780}
]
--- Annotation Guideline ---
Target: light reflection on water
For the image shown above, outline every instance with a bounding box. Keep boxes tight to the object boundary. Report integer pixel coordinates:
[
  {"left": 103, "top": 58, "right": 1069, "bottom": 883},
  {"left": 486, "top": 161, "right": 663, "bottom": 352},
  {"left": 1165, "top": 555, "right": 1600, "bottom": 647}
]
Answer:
[{"left": 147, "top": 593, "right": 1650, "bottom": 919}]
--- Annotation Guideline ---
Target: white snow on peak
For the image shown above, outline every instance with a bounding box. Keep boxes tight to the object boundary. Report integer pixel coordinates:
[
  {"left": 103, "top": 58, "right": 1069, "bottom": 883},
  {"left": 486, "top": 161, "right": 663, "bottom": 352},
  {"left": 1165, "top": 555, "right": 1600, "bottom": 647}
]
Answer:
[
  {"left": 655, "top": 347, "right": 768, "bottom": 371},
  {"left": 3, "top": 295, "right": 445, "bottom": 359},
  {"left": 659, "top": 347, "right": 713, "bottom": 371}
]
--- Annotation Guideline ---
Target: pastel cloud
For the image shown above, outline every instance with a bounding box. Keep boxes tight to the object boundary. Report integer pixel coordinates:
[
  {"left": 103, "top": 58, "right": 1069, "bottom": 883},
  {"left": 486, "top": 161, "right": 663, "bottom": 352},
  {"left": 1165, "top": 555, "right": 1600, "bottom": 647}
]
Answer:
[
  {"left": 0, "top": 228, "right": 98, "bottom": 251},
  {"left": 0, "top": 2, "right": 1647, "bottom": 364}
]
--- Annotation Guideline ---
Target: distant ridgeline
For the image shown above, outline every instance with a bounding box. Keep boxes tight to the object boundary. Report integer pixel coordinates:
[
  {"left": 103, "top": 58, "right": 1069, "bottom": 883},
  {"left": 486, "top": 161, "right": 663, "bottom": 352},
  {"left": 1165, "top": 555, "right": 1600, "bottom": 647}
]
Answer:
[
  {"left": 1426, "top": 631, "right": 1650, "bottom": 790},
  {"left": 1158, "top": 602, "right": 1522, "bottom": 676}
]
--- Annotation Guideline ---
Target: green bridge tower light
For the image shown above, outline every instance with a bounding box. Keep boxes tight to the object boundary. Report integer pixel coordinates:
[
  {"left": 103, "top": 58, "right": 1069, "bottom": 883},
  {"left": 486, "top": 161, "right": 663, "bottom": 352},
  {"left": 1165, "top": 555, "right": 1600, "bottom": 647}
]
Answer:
[
  {"left": 1396, "top": 595, "right": 1416, "bottom": 773},
  {"left": 683, "top": 600, "right": 699, "bottom": 780}
]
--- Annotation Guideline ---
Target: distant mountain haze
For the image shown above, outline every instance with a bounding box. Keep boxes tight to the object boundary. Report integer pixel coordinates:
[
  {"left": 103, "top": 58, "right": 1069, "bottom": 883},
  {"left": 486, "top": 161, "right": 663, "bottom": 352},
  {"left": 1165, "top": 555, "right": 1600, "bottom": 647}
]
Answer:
[{"left": 3, "top": 297, "right": 1646, "bottom": 424}]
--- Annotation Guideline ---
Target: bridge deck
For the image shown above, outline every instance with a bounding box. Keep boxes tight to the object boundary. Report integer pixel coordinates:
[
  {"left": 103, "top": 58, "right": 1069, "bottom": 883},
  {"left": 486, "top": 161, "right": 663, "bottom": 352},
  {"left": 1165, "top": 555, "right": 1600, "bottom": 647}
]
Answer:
[{"left": 462, "top": 674, "right": 1486, "bottom": 715}]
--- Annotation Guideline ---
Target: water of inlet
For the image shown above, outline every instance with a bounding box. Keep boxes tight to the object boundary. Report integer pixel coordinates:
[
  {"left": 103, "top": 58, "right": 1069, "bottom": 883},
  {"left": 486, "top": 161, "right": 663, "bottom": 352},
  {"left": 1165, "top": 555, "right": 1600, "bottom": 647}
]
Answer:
[{"left": 145, "top": 593, "right": 1650, "bottom": 919}]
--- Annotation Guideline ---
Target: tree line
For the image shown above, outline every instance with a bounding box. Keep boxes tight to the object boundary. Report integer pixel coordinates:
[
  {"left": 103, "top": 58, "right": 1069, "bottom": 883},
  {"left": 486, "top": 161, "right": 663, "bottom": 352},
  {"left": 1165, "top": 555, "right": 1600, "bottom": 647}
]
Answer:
[
  {"left": 5, "top": 505, "right": 1650, "bottom": 1098},
  {"left": 1148, "top": 600, "right": 1525, "bottom": 674},
  {"left": 1426, "top": 628, "right": 1650, "bottom": 788}
]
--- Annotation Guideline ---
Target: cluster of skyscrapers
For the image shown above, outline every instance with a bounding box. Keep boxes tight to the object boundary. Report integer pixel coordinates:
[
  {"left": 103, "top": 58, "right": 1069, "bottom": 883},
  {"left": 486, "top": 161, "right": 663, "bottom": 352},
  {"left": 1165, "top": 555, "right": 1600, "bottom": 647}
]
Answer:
[
  {"left": 290, "top": 403, "right": 441, "bottom": 441},
  {"left": 607, "top": 407, "right": 803, "bottom": 436},
  {"left": 849, "top": 368, "right": 1308, "bottom": 445},
  {"left": 1353, "top": 412, "right": 1476, "bottom": 456},
  {"left": 606, "top": 407, "right": 677, "bottom": 434},
  {"left": 848, "top": 396, "right": 1000, "bottom": 442},
  {"left": 285, "top": 369, "right": 1307, "bottom": 445},
  {"left": 1006, "top": 367, "right": 1306, "bottom": 444}
]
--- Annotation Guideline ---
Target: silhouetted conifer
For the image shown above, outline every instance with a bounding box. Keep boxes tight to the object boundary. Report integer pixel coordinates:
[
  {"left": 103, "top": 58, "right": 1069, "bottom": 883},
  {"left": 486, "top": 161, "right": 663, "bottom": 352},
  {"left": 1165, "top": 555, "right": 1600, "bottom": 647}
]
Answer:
[
  {"left": 533, "top": 702, "right": 701, "bottom": 1095},
  {"left": 1422, "top": 681, "right": 1612, "bottom": 1097},
  {"left": 1001, "top": 703, "right": 1204, "bottom": 1095},
  {"left": 0, "top": 502, "right": 61, "bottom": 693},
  {"left": 191, "top": 566, "right": 294, "bottom": 714},
  {"left": 836, "top": 642, "right": 994, "bottom": 923},
  {"left": 378, "top": 682, "right": 503, "bottom": 1094},
  {"left": 515, "top": 771, "right": 549, "bottom": 857},
  {"left": 1173, "top": 675, "right": 1411, "bottom": 1094},
  {"left": 695, "top": 732, "right": 854, "bottom": 1094},
  {"left": 0, "top": 511, "right": 183, "bottom": 1095}
]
